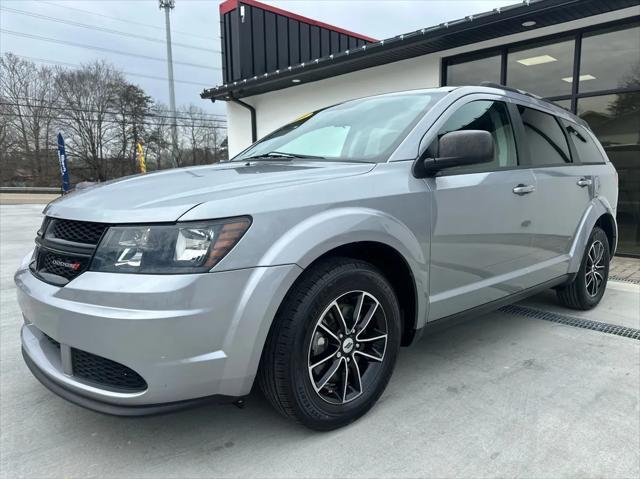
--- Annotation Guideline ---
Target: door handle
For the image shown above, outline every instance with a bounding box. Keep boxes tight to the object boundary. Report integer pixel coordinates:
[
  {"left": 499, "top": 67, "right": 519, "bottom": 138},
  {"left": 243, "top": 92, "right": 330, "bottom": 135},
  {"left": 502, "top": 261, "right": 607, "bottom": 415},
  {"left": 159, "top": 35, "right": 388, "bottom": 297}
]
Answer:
[
  {"left": 512, "top": 184, "right": 535, "bottom": 195},
  {"left": 577, "top": 177, "right": 593, "bottom": 187}
]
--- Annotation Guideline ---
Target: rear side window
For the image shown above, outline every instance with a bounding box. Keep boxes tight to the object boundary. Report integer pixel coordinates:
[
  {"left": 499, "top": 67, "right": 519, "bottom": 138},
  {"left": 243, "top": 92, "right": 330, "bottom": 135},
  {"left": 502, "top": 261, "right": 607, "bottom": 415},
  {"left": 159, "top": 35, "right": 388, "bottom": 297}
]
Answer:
[
  {"left": 560, "top": 120, "right": 606, "bottom": 164},
  {"left": 518, "top": 107, "right": 572, "bottom": 166},
  {"left": 438, "top": 100, "right": 518, "bottom": 170}
]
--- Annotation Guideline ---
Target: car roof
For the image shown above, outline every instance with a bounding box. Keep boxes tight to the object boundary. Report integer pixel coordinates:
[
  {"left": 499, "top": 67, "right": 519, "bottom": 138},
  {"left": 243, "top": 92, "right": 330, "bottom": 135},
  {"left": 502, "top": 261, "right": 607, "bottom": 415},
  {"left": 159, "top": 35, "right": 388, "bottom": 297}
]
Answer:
[{"left": 326, "top": 85, "right": 588, "bottom": 129}]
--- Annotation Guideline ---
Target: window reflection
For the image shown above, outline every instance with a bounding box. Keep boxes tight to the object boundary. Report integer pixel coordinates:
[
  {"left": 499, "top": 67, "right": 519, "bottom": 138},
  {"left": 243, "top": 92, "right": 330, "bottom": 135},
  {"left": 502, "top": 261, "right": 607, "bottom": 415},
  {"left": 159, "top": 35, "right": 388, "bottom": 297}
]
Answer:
[
  {"left": 507, "top": 39, "right": 575, "bottom": 98},
  {"left": 578, "top": 93, "right": 640, "bottom": 256},
  {"left": 447, "top": 55, "right": 501, "bottom": 86},
  {"left": 519, "top": 107, "right": 571, "bottom": 165},
  {"left": 438, "top": 101, "right": 517, "bottom": 169},
  {"left": 579, "top": 25, "right": 640, "bottom": 94}
]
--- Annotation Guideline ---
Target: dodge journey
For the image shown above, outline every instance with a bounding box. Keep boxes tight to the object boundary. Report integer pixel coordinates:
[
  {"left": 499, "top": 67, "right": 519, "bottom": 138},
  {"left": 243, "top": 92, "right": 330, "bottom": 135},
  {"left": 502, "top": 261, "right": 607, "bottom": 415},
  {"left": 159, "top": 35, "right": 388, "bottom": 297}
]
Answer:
[{"left": 16, "top": 85, "right": 618, "bottom": 430}]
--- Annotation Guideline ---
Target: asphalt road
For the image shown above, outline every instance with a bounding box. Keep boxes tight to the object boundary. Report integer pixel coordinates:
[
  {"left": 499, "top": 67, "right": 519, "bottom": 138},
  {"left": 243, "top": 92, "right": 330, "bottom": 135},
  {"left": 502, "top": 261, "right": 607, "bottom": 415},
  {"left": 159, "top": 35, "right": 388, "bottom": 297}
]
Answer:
[{"left": 1, "top": 204, "right": 639, "bottom": 479}]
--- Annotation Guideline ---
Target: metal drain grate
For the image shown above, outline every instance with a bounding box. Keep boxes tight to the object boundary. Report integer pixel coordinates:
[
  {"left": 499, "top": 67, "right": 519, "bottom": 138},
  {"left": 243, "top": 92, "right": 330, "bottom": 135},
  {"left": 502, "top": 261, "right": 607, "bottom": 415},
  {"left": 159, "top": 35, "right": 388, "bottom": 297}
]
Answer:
[
  {"left": 609, "top": 275, "right": 640, "bottom": 285},
  {"left": 500, "top": 304, "right": 640, "bottom": 341}
]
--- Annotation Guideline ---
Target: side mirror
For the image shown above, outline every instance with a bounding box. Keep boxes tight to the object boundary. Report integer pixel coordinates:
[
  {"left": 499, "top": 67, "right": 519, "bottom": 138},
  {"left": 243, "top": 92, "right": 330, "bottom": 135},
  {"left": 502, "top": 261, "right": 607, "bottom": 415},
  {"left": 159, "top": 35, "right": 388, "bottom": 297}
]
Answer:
[{"left": 412, "top": 130, "right": 495, "bottom": 178}]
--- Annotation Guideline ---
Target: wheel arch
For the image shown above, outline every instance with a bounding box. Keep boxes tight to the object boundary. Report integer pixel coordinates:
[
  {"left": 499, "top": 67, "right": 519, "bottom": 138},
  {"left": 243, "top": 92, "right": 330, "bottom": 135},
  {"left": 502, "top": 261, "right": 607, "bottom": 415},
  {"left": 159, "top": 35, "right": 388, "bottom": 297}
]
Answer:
[
  {"left": 302, "top": 242, "right": 420, "bottom": 346},
  {"left": 568, "top": 199, "right": 618, "bottom": 273},
  {"left": 594, "top": 213, "right": 617, "bottom": 256},
  {"left": 257, "top": 207, "right": 429, "bottom": 338}
]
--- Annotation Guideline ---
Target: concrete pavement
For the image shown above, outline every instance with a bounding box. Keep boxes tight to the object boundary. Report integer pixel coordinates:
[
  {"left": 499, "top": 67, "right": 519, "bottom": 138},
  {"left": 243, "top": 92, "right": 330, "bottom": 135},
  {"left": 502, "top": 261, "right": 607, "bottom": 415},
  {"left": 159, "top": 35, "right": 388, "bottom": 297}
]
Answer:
[{"left": 1, "top": 204, "right": 638, "bottom": 479}]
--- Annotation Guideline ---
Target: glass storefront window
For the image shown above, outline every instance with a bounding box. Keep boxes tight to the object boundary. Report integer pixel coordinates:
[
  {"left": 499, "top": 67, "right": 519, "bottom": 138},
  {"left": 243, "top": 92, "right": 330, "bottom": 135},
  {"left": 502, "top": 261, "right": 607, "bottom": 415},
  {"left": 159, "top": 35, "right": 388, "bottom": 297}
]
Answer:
[
  {"left": 578, "top": 93, "right": 640, "bottom": 256},
  {"left": 443, "top": 21, "right": 639, "bottom": 256},
  {"left": 579, "top": 25, "right": 640, "bottom": 94},
  {"left": 507, "top": 39, "right": 575, "bottom": 98},
  {"left": 446, "top": 55, "right": 501, "bottom": 86}
]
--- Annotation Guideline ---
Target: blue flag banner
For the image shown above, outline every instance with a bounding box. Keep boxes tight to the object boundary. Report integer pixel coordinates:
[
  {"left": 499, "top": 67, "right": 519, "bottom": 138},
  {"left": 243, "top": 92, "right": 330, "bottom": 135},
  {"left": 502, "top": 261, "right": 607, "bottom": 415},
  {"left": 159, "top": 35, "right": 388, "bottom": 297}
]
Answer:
[{"left": 57, "top": 133, "right": 70, "bottom": 193}]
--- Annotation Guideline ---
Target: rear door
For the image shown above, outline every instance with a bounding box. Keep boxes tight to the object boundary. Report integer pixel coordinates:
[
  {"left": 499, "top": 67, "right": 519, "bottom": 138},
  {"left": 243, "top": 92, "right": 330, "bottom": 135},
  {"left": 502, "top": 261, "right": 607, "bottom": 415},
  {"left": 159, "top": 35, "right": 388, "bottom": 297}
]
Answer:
[
  {"left": 425, "top": 96, "right": 540, "bottom": 321},
  {"left": 512, "top": 105, "right": 593, "bottom": 283}
]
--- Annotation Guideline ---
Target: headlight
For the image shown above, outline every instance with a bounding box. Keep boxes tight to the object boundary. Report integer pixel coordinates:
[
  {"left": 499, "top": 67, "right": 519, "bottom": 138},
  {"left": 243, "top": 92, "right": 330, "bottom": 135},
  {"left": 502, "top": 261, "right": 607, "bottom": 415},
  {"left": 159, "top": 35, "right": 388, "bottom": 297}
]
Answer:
[{"left": 90, "top": 217, "right": 251, "bottom": 274}]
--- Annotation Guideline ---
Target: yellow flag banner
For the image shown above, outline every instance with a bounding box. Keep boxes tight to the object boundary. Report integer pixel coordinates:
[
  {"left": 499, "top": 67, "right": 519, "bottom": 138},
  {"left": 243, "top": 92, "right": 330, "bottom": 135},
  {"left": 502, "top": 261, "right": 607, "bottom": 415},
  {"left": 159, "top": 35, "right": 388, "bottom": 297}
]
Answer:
[{"left": 136, "top": 143, "right": 146, "bottom": 174}]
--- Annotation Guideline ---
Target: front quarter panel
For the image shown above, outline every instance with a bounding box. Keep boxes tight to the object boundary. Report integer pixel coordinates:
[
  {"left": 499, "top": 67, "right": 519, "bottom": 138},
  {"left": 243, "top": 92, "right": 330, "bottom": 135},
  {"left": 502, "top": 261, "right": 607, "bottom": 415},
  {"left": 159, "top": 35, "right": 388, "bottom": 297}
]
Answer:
[{"left": 183, "top": 161, "right": 433, "bottom": 329}]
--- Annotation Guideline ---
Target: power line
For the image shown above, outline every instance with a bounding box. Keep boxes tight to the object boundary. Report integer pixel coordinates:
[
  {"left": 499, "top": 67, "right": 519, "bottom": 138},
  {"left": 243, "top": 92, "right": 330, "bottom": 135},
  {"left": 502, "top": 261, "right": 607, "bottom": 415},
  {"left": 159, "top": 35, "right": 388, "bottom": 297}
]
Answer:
[
  {"left": 6, "top": 95, "right": 226, "bottom": 119},
  {"left": 0, "top": 6, "right": 220, "bottom": 54},
  {"left": 9, "top": 54, "right": 217, "bottom": 89},
  {"left": 39, "top": 0, "right": 218, "bottom": 43},
  {"left": 0, "top": 29, "right": 220, "bottom": 71},
  {"left": 0, "top": 101, "right": 227, "bottom": 124},
  {"left": 0, "top": 111, "right": 227, "bottom": 130}
]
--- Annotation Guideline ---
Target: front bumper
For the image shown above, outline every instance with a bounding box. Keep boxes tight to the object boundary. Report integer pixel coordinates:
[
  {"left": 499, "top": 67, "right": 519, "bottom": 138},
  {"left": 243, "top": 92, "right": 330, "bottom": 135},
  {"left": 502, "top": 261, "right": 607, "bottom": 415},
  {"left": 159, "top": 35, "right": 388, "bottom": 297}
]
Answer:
[{"left": 16, "top": 259, "right": 301, "bottom": 414}]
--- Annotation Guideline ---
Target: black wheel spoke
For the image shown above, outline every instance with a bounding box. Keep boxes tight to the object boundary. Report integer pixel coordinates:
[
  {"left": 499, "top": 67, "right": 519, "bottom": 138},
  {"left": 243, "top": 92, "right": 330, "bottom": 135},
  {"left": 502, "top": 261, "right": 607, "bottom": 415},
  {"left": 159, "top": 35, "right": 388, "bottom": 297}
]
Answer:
[
  {"left": 357, "top": 333, "right": 387, "bottom": 343},
  {"left": 353, "top": 292, "right": 364, "bottom": 328},
  {"left": 342, "top": 358, "right": 349, "bottom": 403},
  {"left": 355, "top": 301, "right": 379, "bottom": 339},
  {"left": 331, "top": 301, "right": 349, "bottom": 335},
  {"left": 351, "top": 357, "right": 363, "bottom": 398},
  {"left": 318, "top": 321, "right": 340, "bottom": 343},
  {"left": 354, "top": 349, "right": 384, "bottom": 363},
  {"left": 309, "top": 349, "right": 338, "bottom": 370},
  {"left": 314, "top": 357, "right": 343, "bottom": 392}
]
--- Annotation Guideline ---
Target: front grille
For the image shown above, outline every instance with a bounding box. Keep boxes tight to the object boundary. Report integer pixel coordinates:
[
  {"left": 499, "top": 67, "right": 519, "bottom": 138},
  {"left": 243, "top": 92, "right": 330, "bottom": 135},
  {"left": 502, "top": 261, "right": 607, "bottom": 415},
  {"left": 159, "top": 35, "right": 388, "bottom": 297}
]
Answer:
[
  {"left": 31, "top": 217, "right": 109, "bottom": 286},
  {"left": 37, "top": 250, "right": 90, "bottom": 281},
  {"left": 71, "top": 348, "right": 147, "bottom": 392},
  {"left": 47, "top": 219, "right": 108, "bottom": 245}
]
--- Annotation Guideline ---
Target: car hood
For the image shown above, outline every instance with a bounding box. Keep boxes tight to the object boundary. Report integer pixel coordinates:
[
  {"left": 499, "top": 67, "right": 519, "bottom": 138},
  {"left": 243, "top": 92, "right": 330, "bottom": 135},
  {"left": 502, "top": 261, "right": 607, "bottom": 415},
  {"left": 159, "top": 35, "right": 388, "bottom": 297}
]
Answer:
[{"left": 44, "top": 161, "right": 375, "bottom": 223}]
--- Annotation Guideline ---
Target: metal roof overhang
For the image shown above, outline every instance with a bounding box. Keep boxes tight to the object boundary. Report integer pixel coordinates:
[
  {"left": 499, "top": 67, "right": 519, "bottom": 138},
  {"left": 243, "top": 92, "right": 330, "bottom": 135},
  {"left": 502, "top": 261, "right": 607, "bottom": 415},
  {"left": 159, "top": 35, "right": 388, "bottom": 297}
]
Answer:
[{"left": 202, "top": 0, "right": 640, "bottom": 101}]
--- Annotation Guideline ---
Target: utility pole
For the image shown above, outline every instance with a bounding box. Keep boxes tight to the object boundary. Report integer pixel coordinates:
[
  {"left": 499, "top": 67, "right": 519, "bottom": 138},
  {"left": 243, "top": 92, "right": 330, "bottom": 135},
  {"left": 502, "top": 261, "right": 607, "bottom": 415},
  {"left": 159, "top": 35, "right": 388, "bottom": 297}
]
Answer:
[{"left": 159, "top": 0, "right": 178, "bottom": 168}]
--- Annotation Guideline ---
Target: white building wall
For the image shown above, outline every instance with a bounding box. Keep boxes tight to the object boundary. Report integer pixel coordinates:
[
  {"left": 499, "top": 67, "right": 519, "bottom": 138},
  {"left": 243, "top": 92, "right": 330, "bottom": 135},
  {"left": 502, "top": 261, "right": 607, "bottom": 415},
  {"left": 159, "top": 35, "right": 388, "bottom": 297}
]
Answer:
[{"left": 225, "top": 6, "right": 639, "bottom": 157}]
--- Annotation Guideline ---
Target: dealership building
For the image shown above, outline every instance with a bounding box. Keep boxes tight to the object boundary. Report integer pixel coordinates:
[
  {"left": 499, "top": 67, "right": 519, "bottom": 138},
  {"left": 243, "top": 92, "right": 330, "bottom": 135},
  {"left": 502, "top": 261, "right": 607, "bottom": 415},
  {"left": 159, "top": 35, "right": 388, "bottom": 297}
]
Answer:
[{"left": 202, "top": 0, "right": 640, "bottom": 256}]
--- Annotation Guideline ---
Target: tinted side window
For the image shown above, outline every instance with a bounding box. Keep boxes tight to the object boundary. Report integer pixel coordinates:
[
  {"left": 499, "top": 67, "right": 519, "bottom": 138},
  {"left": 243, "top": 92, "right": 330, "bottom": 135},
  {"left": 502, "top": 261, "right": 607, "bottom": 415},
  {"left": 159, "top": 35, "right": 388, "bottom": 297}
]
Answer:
[
  {"left": 438, "top": 100, "right": 517, "bottom": 170},
  {"left": 560, "top": 120, "right": 606, "bottom": 164},
  {"left": 519, "top": 107, "right": 572, "bottom": 166}
]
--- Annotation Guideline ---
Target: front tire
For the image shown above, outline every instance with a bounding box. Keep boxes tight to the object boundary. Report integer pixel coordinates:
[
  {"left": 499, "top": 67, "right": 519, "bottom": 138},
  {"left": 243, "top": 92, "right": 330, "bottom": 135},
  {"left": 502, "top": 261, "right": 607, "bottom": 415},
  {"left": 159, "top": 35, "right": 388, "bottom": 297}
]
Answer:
[
  {"left": 258, "top": 257, "right": 401, "bottom": 430},
  {"left": 556, "top": 226, "right": 610, "bottom": 310}
]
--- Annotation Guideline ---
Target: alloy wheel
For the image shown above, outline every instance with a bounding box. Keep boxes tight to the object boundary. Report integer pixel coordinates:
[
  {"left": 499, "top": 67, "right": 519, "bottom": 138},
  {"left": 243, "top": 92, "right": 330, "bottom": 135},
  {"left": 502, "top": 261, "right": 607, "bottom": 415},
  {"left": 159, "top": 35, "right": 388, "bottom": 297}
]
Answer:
[
  {"left": 307, "top": 291, "right": 388, "bottom": 405},
  {"left": 585, "top": 239, "right": 606, "bottom": 297}
]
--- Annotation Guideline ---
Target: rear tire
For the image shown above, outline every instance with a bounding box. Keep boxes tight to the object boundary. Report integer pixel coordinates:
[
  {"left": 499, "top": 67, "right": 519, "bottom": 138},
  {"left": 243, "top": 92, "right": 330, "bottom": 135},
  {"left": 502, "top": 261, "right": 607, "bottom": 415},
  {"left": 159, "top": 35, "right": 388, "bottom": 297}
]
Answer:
[
  {"left": 556, "top": 226, "right": 610, "bottom": 310},
  {"left": 258, "top": 257, "right": 401, "bottom": 431}
]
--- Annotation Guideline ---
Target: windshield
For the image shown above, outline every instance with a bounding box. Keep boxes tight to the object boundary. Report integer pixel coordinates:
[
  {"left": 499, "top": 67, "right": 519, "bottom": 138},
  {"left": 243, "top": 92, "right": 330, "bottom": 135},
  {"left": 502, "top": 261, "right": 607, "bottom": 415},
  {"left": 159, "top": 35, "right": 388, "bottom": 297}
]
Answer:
[{"left": 233, "top": 92, "right": 445, "bottom": 163}]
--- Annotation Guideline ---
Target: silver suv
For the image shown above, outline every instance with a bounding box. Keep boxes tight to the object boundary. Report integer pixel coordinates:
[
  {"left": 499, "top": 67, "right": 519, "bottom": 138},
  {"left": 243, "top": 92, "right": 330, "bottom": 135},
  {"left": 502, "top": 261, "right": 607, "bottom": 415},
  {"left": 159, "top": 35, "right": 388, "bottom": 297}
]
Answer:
[{"left": 15, "top": 85, "right": 618, "bottom": 430}]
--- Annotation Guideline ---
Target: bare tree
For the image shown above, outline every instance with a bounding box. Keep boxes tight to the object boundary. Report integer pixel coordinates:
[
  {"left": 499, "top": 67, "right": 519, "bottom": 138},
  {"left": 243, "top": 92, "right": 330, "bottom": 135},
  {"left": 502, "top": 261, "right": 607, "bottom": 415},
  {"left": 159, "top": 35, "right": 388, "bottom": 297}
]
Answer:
[
  {"left": 145, "top": 103, "right": 172, "bottom": 171},
  {"left": 0, "top": 53, "right": 59, "bottom": 184},
  {"left": 113, "top": 84, "right": 152, "bottom": 176},
  {"left": 179, "top": 104, "right": 206, "bottom": 166},
  {"left": 55, "top": 61, "right": 123, "bottom": 181},
  {"left": 1, "top": 54, "right": 227, "bottom": 186}
]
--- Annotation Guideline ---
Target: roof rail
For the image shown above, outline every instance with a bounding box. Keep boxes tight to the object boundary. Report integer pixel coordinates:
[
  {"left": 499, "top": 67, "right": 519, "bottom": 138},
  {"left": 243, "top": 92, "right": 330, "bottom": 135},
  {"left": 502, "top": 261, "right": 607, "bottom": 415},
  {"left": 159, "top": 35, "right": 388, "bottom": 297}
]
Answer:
[{"left": 478, "top": 82, "right": 543, "bottom": 100}]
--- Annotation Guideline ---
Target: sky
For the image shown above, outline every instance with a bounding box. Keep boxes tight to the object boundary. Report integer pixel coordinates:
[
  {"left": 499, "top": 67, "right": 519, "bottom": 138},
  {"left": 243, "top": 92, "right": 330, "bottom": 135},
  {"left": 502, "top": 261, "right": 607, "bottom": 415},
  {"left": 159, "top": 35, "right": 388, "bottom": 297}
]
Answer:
[{"left": 0, "top": 0, "right": 514, "bottom": 117}]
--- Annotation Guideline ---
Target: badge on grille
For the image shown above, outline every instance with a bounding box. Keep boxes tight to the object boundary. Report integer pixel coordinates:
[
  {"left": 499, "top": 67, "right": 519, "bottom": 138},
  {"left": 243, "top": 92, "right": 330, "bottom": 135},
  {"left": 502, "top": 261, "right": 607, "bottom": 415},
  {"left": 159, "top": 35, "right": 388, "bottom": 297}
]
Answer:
[{"left": 50, "top": 259, "right": 81, "bottom": 271}]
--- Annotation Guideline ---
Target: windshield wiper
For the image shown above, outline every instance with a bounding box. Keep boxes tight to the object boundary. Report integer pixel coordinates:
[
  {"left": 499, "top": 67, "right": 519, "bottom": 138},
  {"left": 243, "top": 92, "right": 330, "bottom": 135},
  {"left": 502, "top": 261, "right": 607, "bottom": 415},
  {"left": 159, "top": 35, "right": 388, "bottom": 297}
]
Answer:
[{"left": 242, "top": 151, "right": 326, "bottom": 161}]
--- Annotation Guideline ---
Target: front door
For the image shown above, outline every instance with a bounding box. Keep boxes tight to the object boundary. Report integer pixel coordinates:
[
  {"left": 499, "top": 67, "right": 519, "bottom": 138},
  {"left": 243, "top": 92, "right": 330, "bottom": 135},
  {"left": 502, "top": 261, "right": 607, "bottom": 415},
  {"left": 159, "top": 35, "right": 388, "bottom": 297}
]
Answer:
[{"left": 425, "top": 98, "right": 540, "bottom": 321}]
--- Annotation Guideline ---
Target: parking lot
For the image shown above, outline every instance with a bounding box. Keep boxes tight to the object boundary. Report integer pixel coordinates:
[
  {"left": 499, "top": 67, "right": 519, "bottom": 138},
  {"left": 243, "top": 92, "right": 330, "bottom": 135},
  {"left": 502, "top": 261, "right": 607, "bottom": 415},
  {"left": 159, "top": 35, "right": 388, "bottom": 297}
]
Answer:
[{"left": 1, "top": 203, "right": 638, "bottom": 479}]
